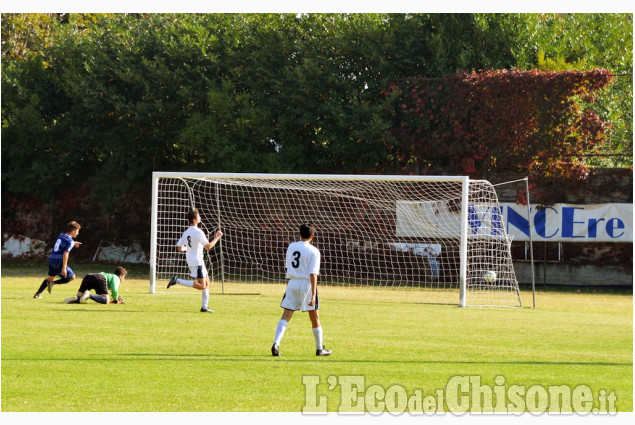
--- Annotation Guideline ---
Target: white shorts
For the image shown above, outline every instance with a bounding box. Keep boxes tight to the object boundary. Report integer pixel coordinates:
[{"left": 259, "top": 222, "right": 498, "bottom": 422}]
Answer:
[
  {"left": 189, "top": 264, "right": 208, "bottom": 279},
  {"left": 280, "top": 279, "right": 318, "bottom": 312}
]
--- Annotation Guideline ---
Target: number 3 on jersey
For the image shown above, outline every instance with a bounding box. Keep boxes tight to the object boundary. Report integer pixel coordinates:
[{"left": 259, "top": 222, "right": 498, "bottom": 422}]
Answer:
[{"left": 291, "top": 251, "right": 301, "bottom": 268}]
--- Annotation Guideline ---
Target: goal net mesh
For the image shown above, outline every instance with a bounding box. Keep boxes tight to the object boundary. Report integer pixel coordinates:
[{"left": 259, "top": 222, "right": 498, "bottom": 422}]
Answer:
[{"left": 153, "top": 175, "right": 521, "bottom": 307}]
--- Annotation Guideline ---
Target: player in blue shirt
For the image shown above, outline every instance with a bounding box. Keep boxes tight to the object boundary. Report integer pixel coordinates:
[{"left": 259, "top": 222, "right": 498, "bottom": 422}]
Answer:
[{"left": 33, "top": 221, "right": 82, "bottom": 298}]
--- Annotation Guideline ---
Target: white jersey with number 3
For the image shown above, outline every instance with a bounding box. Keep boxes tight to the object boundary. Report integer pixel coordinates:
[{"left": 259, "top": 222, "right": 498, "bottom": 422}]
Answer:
[
  {"left": 177, "top": 226, "right": 209, "bottom": 267},
  {"left": 285, "top": 240, "right": 320, "bottom": 280}
]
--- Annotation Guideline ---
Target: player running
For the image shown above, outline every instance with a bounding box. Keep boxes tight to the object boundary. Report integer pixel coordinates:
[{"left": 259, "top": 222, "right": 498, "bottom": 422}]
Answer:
[
  {"left": 167, "top": 208, "right": 222, "bottom": 313},
  {"left": 33, "top": 221, "right": 82, "bottom": 298},
  {"left": 272, "top": 223, "right": 332, "bottom": 357}
]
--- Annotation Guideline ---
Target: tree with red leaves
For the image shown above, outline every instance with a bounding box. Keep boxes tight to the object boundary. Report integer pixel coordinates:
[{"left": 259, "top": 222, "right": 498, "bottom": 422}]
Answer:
[{"left": 388, "top": 69, "right": 614, "bottom": 202}]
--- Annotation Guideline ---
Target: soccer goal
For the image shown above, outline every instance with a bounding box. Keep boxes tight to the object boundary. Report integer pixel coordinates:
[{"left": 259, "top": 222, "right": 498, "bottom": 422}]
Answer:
[{"left": 150, "top": 172, "right": 522, "bottom": 307}]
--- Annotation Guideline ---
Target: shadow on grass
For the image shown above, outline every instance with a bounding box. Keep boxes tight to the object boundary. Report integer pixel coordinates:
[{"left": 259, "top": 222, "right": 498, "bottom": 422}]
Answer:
[
  {"left": 118, "top": 354, "right": 635, "bottom": 366},
  {"left": 1, "top": 259, "right": 150, "bottom": 279},
  {"left": 4, "top": 353, "right": 630, "bottom": 367},
  {"left": 45, "top": 307, "right": 209, "bottom": 314}
]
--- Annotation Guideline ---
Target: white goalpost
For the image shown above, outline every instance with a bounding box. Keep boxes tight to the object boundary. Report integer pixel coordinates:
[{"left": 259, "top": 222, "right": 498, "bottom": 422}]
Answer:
[{"left": 150, "top": 172, "right": 522, "bottom": 307}]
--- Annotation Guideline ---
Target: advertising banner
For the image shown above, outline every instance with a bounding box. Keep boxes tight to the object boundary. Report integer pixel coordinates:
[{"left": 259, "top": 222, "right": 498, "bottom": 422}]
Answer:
[
  {"left": 501, "top": 203, "right": 632, "bottom": 242},
  {"left": 395, "top": 201, "right": 632, "bottom": 242}
]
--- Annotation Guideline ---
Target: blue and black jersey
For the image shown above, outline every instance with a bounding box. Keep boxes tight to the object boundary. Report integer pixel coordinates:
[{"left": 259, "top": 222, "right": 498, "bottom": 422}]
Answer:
[{"left": 49, "top": 233, "right": 75, "bottom": 260}]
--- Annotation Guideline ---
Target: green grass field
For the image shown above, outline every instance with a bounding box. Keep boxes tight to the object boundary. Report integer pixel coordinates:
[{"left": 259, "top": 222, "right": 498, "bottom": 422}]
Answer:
[{"left": 1, "top": 260, "right": 632, "bottom": 413}]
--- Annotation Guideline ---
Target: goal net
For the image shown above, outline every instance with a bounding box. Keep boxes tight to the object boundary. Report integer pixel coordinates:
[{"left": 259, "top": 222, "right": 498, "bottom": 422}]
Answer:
[{"left": 150, "top": 173, "right": 522, "bottom": 307}]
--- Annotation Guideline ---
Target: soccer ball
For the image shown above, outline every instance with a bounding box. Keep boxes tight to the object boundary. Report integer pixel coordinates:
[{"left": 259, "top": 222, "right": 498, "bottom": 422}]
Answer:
[{"left": 484, "top": 271, "right": 497, "bottom": 283}]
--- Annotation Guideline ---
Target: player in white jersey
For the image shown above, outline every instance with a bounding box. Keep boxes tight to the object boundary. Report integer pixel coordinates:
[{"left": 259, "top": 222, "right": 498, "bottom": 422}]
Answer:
[
  {"left": 167, "top": 208, "right": 223, "bottom": 312},
  {"left": 272, "top": 223, "right": 332, "bottom": 357}
]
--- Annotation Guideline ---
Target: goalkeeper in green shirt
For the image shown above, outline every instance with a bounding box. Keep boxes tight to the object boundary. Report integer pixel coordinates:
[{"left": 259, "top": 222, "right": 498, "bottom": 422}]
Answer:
[{"left": 63, "top": 267, "right": 127, "bottom": 304}]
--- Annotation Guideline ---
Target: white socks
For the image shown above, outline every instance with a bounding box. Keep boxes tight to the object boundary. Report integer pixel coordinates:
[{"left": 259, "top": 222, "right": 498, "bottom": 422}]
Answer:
[
  {"left": 273, "top": 321, "right": 324, "bottom": 350},
  {"left": 273, "top": 319, "right": 288, "bottom": 346},
  {"left": 312, "top": 326, "right": 323, "bottom": 350},
  {"left": 174, "top": 279, "right": 208, "bottom": 308},
  {"left": 202, "top": 288, "right": 209, "bottom": 309},
  {"left": 176, "top": 278, "right": 194, "bottom": 288}
]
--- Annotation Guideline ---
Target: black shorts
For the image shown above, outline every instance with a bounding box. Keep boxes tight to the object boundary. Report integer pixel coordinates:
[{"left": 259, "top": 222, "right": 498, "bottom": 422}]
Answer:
[{"left": 78, "top": 273, "right": 108, "bottom": 295}]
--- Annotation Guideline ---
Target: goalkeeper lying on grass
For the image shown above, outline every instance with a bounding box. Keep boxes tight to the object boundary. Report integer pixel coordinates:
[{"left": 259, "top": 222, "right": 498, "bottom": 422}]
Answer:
[{"left": 63, "top": 267, "right": 127, "bottom": 304}]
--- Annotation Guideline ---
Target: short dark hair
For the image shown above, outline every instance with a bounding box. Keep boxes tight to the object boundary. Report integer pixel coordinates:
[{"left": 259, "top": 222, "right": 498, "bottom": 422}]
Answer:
[
  {"left": 299, "top": 223, "right": 316, "bottom": 239},
  {"left": 114, "top": 267, "right": 127, "bottom": 279},
  {"left": 187, "top": 209, "right": 199, "bottom": 224}
]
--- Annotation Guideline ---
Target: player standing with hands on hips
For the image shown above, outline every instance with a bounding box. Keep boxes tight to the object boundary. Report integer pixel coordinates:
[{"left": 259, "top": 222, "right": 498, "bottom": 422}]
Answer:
[
  {"left": 272, "top": 223, "right": 331, "bottom": 357},
  {"left": 167, "top": 208, "right": 222, "bottom": 313}
]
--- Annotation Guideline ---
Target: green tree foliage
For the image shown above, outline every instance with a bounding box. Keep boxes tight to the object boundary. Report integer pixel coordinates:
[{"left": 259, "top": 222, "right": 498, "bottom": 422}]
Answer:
[
  {"left": 1, "top": 13, "right": 63, "bottom": 60},
  {"left": 503, "top": 13, "right": 633, "bottom": 166},
  {"left": 1, "top": 13, "right": 631, "bottom": 244}
]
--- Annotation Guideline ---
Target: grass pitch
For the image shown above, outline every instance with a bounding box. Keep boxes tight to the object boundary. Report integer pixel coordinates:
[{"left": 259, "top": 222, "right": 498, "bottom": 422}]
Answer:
[{"left": 1, "top": 260, "right": 632, "bottom": 412}]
